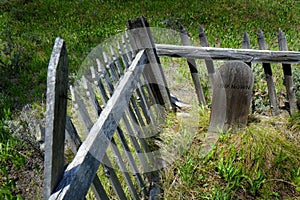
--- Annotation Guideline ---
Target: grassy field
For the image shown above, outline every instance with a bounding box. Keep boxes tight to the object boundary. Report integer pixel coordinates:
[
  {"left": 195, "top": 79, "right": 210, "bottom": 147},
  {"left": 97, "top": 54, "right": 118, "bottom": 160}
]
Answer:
[{"left": 1, "top": 0, "right": 300, "bottom": 199}]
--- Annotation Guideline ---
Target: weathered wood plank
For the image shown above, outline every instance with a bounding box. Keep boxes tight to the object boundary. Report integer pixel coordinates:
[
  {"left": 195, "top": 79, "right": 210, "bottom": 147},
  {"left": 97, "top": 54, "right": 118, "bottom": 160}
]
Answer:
[
  {"left": 198, "top": 26, "right": 216, "bottom": 100},
  {"left": 122, "top": 34, "right": 133, "bottom": 66},
  {"left": 83, "top": 76, "right": 140, "bottom": 200},
  {"left": 44, "top": 37, "right": 68, "bottom": 200},
  {"left": 110, "top": 45, "right": 124, "bottom": 76},
  {"left": 103, "top": 50, "right": 119, "bottom": 83},
  {"left": 90, "top": 66, "right": 110, "bottom": 103},
  {"left": 257, "top": 29, "right": 279, "bottom": 115},
  {"left": 278, "top": 29, "right": 298, "bottom": 114},
  {"left": 180, "top": 25, "right": 206, "bottom": 105},
  {"left": 49, "top": 50, "right": 147, "bottom": 200},
  {"left": 70, "top": 85, "right": 93, "bottom": 134},
  {"left": 91, "top": 66, "right": 148, "bottom": 196},
  {"left": 82, "top": 76, "right": 102, "bottom": 116},
  {"left": 95, "top": 51, "right": 157, "bottom": 188},
  {"left": 242, "top": 31, "right": 251, "bottom": 67},
  {"left": 128, "top": 16, "right": 173, "bottom": 111},
  {"left": 118, "top": 40, "right": 130, "bottom": 68},
  {"left": 65, "top": 116, "right": 110, "bottom": 200},
  {"left": 72, "top": 80, "right": 128, "bottom": 199},
  {"left": 156, "top": 44, "right": 300, "bottom": 64}
]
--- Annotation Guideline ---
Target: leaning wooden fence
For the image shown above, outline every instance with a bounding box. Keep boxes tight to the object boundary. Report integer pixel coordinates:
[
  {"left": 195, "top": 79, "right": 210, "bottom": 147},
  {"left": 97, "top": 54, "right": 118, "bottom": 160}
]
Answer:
[
  {"left": 44, "top": 16, "right": 300, "bottom": 200},
  {"left": 44, "top": 17, "right": 172, "bottom": 200}
]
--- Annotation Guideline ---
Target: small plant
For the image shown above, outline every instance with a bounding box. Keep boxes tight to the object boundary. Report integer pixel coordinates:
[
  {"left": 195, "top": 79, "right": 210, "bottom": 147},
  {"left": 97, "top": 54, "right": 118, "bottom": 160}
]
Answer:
[{"left": 0, "top": 109, "right": 25, "bottom": 200}]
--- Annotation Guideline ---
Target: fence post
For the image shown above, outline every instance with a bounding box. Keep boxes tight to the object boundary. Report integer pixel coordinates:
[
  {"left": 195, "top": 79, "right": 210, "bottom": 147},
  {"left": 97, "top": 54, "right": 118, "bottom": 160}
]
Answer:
[
  {"left": 242, "top": 31, "right": 252, "bottom": 67},
  {"left": 179, "top": 25, "right": 206, "bottom": 105},
  {"left": 44, "top": 38, "right": 69, "bottom": 199},
  {"left": 257, "top": 29, "right": 279, "bottom": 115},
  {"left": 127, "top": 16, "right": 174, "bottom": 111},
  {"left": 278, "top": 29, "right": 298, "bottom": 115}
]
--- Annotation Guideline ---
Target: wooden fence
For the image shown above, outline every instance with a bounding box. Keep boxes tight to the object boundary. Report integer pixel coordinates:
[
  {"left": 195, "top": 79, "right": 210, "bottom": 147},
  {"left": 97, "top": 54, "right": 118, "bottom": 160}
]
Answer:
[{"left": 44, "top": 16, "right": 300, "bottom": 200}]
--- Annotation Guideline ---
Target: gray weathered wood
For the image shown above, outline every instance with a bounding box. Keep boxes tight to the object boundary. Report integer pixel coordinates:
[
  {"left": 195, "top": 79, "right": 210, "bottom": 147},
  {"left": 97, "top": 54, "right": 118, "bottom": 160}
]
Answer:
[
  {"left": 242, "top": 31, "right": 251, "bottom": 67},
  {"left": 65, "top": 116, "right": 110, "bottom": 200},
  {"left": 95, "top": 51, "right": 157, "bottom": 181},
  {"left": 103, "top": 50, "right": 119, "bottom": 83},
  {"left": 110, "top": 45, "right": 124, "bottom": 76},
  {"left": 82, "top": 76, "right": 102, "bottom": 116},
  {"left": 70, "top": 85, "right": 93, "bottom": 133},
  {"left": 180, "top": 25, "right": 206, "bottom": 105},
  {"left": 82, "top": 76, "right": 140, "bottom": 200},
  {"left": 198, "top": 26, "right": 217, "bottom": 102},
  {"left": 90, "top": 66, "right": 110, "bottom": 103},
  {"left": 44, "top": 37, "right": 68, "bottom": 200},
  {"left": 128, "top": 16, "right": 173, "bottom": 111},
  {"left": 198, "top": 26, "right": 215, "bottom": 74},
  {"left": 90, "top": 66, "right": 148, "bottom": 197},
  {"left": 72, "top": 81, "right": 129, "bottom": 199},
  {"left": 118, "top": 40, "right": 130, "bottom": 68},
  {"left": 49, "top": 50, "right": 147, "bottom": 200},
  {"left": 219, "top": 61, "right": 254, "bottom": 129},
  {"left": 257, "top": 29, "right": 279, "bottom": 115},
  {"left": 156, "top": 44, "right": 300, "bottom": 64},
  {"left": 278, "top": 29, "right": 298, "bottom": 114}
]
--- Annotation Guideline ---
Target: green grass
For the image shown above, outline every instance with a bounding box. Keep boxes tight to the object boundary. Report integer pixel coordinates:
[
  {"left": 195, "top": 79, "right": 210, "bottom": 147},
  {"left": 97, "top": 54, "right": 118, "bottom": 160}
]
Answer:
[
  {"left": 1, "top": 0, "right": 300, "bottom": 112},
  {"left": 161, "top": 107, "right": 300, "bottom": 199},
  {"left": 0, "top": 108, "right": 25, "bottom": 200},
  {"left": 1, "top": 0, "right": 300, "bottom": 199}
]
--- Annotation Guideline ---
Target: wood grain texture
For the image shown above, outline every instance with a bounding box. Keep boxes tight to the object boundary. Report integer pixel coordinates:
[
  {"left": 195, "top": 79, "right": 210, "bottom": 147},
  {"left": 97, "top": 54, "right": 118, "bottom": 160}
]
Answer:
[
  {"left": 257, "top": 29, "right": 279, "bottom": 115},
  {"left": 278, "top": 29, "right": 298, "bottom": 114},
  {"left": 156, "top": 44, "right": 300, "bottom": 64},
  {"left": 49, "top": 50, "right": 147, "bottom": 200},
  {"left": 128, "top": 16, "right": 173, "bottom": 111},
  {"left": 180, "top": 25, "right": 206, "bottom": 105},
  {"left": 44, "top": 38, "right": 69, "bottom": 199},
  {"left": 242, "top": 31, "right": 251, "bottom": 67}
]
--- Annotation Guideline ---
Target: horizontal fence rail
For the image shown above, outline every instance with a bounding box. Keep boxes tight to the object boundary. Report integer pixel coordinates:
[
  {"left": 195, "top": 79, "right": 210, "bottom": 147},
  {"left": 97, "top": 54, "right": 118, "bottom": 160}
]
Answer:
[{"left": 156, "top": 44, "right": 300, "bottom": 64}]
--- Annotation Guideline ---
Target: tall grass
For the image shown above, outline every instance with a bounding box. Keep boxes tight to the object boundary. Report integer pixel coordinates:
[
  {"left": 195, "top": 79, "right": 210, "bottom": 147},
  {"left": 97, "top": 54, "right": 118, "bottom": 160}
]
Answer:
[{"left": 1, "top": 0, "right": 300, "bottom": 199}]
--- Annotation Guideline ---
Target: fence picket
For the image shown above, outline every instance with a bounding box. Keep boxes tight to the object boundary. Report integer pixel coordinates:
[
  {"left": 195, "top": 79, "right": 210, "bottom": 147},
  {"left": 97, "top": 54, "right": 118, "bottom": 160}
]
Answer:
[
  {"left": 65, "top": 116, "right": 109, "bottom": 200},
  {"left": 257, "top": 29, "right": 279, "bottom": 115},
  {"left": 70, "top": 85, "right": 93, "bottom": 133},
  {"left": 118, "top": 40, "right": 130, "bottom": 68},
  {"left": 44, "top": 38, "right": 68, "bottom": 200},
  {"left": 180, "top": 25, "right": 206, "bottom": 105},
  {"left": 242, "top": 31, "right": 251, "bottom": 67},
  {"left": 128, "top": 16, "right": 173, "bottom": 111},
  {"left": 278, "top": 29, "right": 297, "bottom": 115},
  {"left": 95, "top": 55, "right": 157, "bottom": 175},
  {"left": 110, "top": 45, "right": 124, "bottom": 76},
  {"left": 90, "top": 67, "right": 148, "bottom": 196},
  {"left": 82, "top": 76, "right": 141, "bottom": 200}
]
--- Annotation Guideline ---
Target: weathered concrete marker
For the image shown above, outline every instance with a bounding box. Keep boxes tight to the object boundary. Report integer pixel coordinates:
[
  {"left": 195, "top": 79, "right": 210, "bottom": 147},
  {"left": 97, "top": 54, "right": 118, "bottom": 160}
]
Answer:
[{"left": 218, "top": 61, "right": 254, "bottom": 130}]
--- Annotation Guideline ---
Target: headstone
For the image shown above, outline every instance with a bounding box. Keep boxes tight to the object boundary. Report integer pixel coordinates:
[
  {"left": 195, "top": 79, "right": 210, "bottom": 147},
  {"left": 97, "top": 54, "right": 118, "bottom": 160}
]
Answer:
[{"left": 218, "top": 61, "right": 254, "bottom": 130}]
